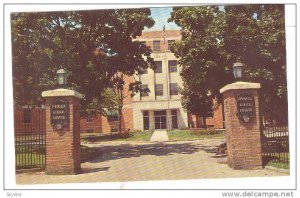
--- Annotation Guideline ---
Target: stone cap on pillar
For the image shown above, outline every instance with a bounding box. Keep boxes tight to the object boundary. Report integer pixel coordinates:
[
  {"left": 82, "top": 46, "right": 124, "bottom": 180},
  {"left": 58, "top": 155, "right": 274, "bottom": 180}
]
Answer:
[
  {"left": 220, "top": 81, "right": 261, "bottom": 94},
  {"left": 42, "top": 88, "right": 84, "bottom": 99}
]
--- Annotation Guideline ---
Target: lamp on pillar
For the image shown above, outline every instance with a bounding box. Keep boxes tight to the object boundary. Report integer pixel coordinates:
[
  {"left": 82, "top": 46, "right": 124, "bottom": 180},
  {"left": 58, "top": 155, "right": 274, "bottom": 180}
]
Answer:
[
  {"left": 233, "top": 62, "right": 244, "bottom": 80},
  {"left": 56, "top": 68, "right": 67, "bottom": 88},
  {"left": 42, "top": 68, "right": 83, "bottom": 175}
]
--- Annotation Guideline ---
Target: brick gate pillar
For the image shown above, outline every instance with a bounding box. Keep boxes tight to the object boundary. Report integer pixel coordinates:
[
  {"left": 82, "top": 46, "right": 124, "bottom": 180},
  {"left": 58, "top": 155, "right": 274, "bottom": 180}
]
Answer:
[
  {"left": 42, "top": 89, "right": 83, "bottom": 174},
  {"left": 220, "top": 82, "right": 263, "bottom": 169}
]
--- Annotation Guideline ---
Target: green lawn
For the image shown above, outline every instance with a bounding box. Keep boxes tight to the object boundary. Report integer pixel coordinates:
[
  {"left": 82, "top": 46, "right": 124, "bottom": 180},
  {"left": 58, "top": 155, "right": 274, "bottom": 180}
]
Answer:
[
  {"left": 81, "top": 131, "right": 154, "bottom": 143},
  {"left": 15, "top": 145, "right": 100, "bottom": 169},
  {"left": 267, "top": 161, "right": 290, "bottom": 169},
  {"left": 263, "top": 153, "right": 290, "bottom": 169},
  {"left": 125, "top": 131, "right": 154, "bottom": 141},
  {"left": 168, "top": 129, "right": 225, "bottom": 141},
  {"left": 16, "top": 153, "right": 45, "bottom": 169}
]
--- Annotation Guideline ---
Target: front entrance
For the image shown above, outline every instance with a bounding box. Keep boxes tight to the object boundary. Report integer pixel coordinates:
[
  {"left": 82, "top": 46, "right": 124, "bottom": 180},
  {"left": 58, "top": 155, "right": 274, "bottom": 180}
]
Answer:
[{"left": 154, "top": 110, "right": 167, "bottom": 129}]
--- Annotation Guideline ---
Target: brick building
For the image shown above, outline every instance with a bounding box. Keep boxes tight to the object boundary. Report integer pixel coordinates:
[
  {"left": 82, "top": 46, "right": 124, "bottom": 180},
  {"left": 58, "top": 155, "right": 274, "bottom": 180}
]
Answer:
[
  {"left": 79, "top": 75, "right": 134, "bottom": 134},
  {"left": 80, "top": 30, "right": 224, "bottom": 133},
  {"left": 13, "top": 30, "right": 224, "bottom": 134}
]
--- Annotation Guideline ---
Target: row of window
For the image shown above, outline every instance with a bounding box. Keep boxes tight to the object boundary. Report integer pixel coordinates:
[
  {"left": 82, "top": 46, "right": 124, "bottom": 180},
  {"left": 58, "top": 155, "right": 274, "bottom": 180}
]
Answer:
[
  {"left": 141, "top": 40, "right": 175, "bottom": 52},
  {"left": 141, "top": 83, "right": 179, "bottom": 97},
  {"left": 140, "top": 60, "right": 177, "bottom": 74}
]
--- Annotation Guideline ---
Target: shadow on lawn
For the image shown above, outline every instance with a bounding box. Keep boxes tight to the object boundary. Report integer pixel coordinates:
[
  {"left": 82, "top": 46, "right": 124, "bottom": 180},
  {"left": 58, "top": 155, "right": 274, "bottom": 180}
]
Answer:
[{"left": 87, "top": 141, "right": 224, "bottom": 164}]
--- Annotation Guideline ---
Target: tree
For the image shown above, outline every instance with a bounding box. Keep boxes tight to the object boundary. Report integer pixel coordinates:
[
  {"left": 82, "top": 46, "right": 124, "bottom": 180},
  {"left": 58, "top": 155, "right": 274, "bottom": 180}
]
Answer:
[
  {"left": 181, "top": 84, "right": 214, "bottom": 129},
  {"left": 169, "top": 5, "right": 287, "bottom": 125},
  {"left": 11, "top": 9, "right": 155, "bottom": 132},
  {"left": 223, "top": 5, "right": 287, "bottom": 124},
  {"left": 169, "top": 6, "right": 231, "bottom": 128}
]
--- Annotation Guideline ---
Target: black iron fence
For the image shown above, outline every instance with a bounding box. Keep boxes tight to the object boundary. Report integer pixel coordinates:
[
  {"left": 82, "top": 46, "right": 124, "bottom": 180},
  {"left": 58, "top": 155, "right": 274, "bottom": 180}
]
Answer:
[
  {"left": 14, "top": 108, "right": 46, "bottom": 170},
  {"left": 260, "top": 102, "right": 289, "bottom": 165},
  {"left": 261, "top": 125, "right": 289, "bottom": 164}
]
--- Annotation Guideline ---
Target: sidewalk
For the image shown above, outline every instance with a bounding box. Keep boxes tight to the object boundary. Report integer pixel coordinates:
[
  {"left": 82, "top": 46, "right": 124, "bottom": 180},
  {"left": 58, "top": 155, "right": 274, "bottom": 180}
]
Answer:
[
  {"left": 16, "top": 138, "right": 289, "bottom": 185},
  {"left": 150, "top": 130, "right": 169, "bottom": 142}
]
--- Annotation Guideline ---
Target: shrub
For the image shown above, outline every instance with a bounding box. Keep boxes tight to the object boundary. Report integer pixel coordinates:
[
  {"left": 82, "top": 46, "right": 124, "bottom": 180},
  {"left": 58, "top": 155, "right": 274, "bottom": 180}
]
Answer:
[{"left": 191, "top": 129, "right": 224, "bottom": 136}]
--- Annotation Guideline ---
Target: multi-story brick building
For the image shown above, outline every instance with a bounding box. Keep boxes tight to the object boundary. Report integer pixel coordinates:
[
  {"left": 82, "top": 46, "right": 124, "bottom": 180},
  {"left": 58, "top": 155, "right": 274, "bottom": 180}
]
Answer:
[
  {"left": 130, "top": 30, "right": 188, "bottom": 131},
  {"left": 79, "top": 30, "right": 224, "bottom": 133},
  {"left": 13, "top": 31, "right": 224, "bottom": 135}
]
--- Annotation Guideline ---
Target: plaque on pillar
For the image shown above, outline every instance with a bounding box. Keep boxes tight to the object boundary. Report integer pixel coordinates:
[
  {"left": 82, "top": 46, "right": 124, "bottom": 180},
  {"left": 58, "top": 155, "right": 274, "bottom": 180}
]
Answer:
[
  {"left": 236, "top": 93, "right": 255, "bottom": 122},
  {"left": 50, "top": 100, "right": 68, "bottom": 130}
]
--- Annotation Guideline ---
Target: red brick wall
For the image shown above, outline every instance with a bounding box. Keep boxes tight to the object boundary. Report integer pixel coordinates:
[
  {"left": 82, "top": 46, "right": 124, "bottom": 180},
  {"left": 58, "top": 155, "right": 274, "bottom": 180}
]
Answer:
[
  {"left": 122, "top": 108, "right": 133, "bottom": 131},
  {"left": 14, "top": 108, "right": 46, "bottom": 135},
  {"left": 79, "top": 74, "right": 134, "bottom": 134},
  {"left": 223, "top": 89, "right": 262, "bottom": 169},
  {"left": 80, "top": 108, "right": 133, "bottom": 134},
  {"left": 101, "top": 108, "right": 134, "bottom": 134},
  {"left": 187, "top": 102, "right": 224, "bottom": 129},
  {"left": 123, "top": 75, "right": 133, "bottom": 105},
  {"left": 206, "top": 103, "right": 224, "bottom": 129},
  {"left": 45, "top": 96, "right": 81, "bottom": 174},
  {"left": 80, "top": 114, "right": 102, "bottom": 133}
]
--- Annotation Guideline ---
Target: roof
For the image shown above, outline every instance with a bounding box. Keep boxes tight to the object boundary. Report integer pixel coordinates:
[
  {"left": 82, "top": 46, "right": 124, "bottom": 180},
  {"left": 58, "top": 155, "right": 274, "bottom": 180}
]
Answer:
[{"left": 136, "top": 30, "right": 181, "bottom": 40}]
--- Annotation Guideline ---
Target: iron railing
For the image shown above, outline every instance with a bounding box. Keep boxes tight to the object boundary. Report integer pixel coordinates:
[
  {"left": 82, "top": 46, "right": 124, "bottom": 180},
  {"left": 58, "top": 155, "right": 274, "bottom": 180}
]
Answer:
[
  {"left": 260, "top": 102, "right": 289, "bottom": 165},
  {"left": 14, "top": 108, "right": 46, "bottom": 170},
  {"left": 261, "top": 125, "right": 289, "bottom": 164}
]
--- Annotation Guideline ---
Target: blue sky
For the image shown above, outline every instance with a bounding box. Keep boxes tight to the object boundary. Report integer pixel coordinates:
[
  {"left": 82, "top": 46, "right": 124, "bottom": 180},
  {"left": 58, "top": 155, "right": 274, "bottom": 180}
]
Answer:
[
  {"left": 144, "top": 7, "right": 181, "bottom": 31},
  {"left": 144, "top": 6, "right": 225, "bottom": 32}
]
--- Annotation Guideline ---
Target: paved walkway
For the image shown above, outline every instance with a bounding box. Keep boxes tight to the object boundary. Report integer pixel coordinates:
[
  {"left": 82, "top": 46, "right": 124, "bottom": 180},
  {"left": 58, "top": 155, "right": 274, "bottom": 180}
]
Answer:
[
  {"left": 150, "top": 130, "right": 169, "bottom": 142},
  {"left": 16, "top": 138, "right": 289, "bottom": 185}
]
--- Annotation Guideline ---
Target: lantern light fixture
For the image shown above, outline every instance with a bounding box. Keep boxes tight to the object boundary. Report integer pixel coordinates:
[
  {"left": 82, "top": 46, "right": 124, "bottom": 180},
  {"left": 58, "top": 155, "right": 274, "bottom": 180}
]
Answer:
[
  {"left": 233, "top": 62, "right": 244, "bottom": 80},
  {"left": 56, "top": 68, "right": 67, "bottom": 88}
]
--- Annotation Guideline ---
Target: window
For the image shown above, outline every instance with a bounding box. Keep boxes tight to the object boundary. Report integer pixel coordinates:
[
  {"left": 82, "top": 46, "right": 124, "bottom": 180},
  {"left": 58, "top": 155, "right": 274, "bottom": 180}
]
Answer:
[
  {"left": 170, "top": 83, "right": 179, "bottom": 95},
  {"left": 141, "top": 84, "right": 149, "bottom": 97},
  {"left": 153, "top": 40, "right": 160, "bottom": 52},
  {"left": 154, "top": 110, "right": 167, "bottom": 129},
  {"left": 154, "top": 61, "right": 162, "bottom": 73},
  {"left": 171, "top": 109, "right": 177, "bottom": 116},
  {"left": 143, "top": 111, "right": 149, "bottom": 130},
  {"left": 111, "top": 128, "right": 118, "bottom": 132},
  {"left": 171, "top": 110, "right": 178, "bottom": 129},
  {"left": 140, "top": 68, "right": 148, "bottom": 74},
  {"left": 86, "top": 113, "right": 94, "bottom": 123},
  {"left": 23, "top": 109, "right": 31, "bottom": 123},
  {"left": 139, "top": 67, "right": 148, "bottom": 74},
  {"left": 168, "top": 40, "right": 175, "bottom": 51},
  {"left": 154, "top": 110, "right": 166, "bottom": 116},
  {"left": 168, "top": 60, "right": 177, "bottom": 73},
  {"left": 155, "top": 84, "right": 163, "bottom": 96},
  {"left": 107, "top": 115, "right": 118, "bottom": 122},
  {"left": 140, "top": 41, "right": 146, "bottom": 46}
]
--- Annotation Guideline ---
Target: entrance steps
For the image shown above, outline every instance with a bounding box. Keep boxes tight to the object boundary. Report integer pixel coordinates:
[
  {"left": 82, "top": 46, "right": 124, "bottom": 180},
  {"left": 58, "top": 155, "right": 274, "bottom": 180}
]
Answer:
[{"left": 150, "top": 130, "right": 169, "bottom": 142}]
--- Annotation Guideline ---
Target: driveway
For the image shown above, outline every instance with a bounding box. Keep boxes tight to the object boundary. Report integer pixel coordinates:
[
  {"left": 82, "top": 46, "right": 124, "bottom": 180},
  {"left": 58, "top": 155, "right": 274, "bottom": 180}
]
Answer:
[{"left": 16, "top": 138, "right": 289, "bottom": 184}]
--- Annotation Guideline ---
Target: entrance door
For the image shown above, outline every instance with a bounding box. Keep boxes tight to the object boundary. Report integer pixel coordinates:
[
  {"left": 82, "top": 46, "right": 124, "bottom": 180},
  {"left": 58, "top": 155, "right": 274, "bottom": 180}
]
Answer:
[{"left": 154, "top": 110, "right": 167, "bottom": 129}]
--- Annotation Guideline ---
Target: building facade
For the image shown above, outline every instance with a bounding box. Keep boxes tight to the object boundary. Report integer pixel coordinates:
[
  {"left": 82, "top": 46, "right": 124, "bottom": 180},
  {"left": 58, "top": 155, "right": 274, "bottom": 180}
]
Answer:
[
  {"left": 79, "top": 30, "right": 224, "bottom": 133},
  {"left": 130, "top": 30, "right": 188, "bottom": 131},
  {"left": 13, "top": 30, "right": 223, "bottom": 134}
]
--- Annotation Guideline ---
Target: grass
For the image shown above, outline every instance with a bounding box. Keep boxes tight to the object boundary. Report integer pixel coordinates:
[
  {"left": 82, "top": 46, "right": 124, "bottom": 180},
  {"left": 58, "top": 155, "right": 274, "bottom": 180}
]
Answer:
[
  {"left": 125, "top": 131, "right": 153, "bottom": 141},
  {"left": 168, "top": 129, "right": 225, "bottom": 141},
  {"left": 81, "top": 131, "right": 153, "bottom": 143},
  {"left": 266, "top": 161, "right": 290, "bottom": 169},
  {"left": 15, "top": 145, "right": 100, "bottom": 169},
  {"left": 16, "top": 153, "right": 45, "bottom": 169},
  {"left": 263, "top": 153, "right": 290, "bottom": 169}
]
